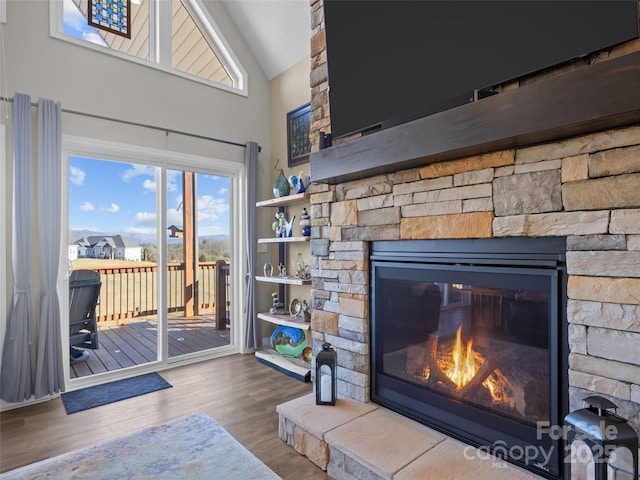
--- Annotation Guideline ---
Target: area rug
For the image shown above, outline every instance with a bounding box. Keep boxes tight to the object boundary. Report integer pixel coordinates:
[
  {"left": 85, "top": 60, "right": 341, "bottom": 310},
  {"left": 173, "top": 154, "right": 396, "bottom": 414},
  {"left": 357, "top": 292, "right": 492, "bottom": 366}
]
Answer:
[
  {"left": 61, "top": 372, "right": 172, "bottom": 414},
  {"left": 0, "top": 413, "right": 281, "bottom": 480}
]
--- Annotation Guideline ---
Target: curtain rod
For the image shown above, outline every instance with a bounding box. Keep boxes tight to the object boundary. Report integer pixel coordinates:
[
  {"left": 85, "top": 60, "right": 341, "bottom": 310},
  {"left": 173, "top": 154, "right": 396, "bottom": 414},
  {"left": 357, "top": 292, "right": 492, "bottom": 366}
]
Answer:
[{"left": 0, "top": 95, "right": 261, "bottom": 152}]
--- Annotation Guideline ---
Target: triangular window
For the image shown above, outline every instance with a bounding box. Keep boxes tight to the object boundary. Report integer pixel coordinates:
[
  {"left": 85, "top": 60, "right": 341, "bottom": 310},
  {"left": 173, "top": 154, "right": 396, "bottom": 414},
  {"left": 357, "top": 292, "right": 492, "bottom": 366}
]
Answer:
[
  {"left": 171, "top": 0, "right": 232, "bottom": 87},
  {"left": 53, "top": 0, "right": 245, "bottom": 94}
]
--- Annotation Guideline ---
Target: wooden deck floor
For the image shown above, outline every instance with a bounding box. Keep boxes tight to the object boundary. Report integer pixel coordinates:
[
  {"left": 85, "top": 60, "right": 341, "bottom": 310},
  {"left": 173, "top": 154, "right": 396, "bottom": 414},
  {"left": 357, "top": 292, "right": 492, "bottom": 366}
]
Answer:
[{"left": 70, "top": 316, "right": 231, "bottom": 379}]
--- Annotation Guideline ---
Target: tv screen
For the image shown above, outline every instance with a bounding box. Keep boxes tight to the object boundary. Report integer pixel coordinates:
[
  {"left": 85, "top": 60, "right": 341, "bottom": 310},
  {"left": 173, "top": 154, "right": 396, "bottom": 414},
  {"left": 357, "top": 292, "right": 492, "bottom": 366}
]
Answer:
[{"left": 324, "top": 0, "right": 639, "bottom": 139}]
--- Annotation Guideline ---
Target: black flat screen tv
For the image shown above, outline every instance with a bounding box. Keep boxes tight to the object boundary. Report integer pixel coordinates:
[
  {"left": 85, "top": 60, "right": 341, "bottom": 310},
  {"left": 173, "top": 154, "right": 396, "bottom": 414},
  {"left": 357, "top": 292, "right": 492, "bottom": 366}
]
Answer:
[{"left": 324, "top": 0, "right": 639, "bottom": 140}]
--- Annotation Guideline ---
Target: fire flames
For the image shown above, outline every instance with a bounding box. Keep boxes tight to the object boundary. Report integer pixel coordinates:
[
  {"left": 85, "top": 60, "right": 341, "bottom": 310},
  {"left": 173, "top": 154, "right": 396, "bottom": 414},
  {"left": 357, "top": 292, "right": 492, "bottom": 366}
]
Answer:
[
  {"left": 482, "top": 370, "right": 517, "bottom": 408},
  {"left": 408, "top": 325, "right": 519, "bottom": 410},
  {"left": 431, "top": 327, "right": 517, "bottom": 408},
  {"left": 439, "top": 326, "right": 483, "bottom": 389}
]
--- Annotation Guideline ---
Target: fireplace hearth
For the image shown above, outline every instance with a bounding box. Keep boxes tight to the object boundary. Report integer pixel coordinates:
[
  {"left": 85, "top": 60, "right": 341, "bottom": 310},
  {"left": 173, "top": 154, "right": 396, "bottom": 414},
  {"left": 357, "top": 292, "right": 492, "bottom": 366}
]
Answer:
[{"left": 371, "top": 237, "right": 567, "bottom": 478}]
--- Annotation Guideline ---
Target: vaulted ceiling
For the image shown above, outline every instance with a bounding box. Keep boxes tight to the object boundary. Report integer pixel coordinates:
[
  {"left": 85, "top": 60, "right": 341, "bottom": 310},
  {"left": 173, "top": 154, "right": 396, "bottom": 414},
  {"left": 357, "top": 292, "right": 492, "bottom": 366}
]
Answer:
[{"left": 221, "top": 0, "right": 311, "bottom": 80}]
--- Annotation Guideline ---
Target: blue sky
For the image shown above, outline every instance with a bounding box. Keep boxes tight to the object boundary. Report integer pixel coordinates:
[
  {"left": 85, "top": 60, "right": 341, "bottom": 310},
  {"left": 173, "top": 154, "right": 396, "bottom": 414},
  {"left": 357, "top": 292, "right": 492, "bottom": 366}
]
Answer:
[
  {"left": 63, "top": 0, "right": 108, "bottom": 47},
  {"left": 69, "top": 156, "right": 231, "bottom": 242}
]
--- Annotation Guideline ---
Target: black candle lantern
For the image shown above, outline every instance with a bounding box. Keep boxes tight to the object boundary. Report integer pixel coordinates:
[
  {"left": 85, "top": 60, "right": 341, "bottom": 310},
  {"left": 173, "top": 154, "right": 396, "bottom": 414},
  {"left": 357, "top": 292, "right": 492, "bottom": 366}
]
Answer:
[
  {"left": 315, "top": 342, "right": 337, "bottom": 405},
  {"left": 564, "top": 396, "right": 638, "bottom": 480}
]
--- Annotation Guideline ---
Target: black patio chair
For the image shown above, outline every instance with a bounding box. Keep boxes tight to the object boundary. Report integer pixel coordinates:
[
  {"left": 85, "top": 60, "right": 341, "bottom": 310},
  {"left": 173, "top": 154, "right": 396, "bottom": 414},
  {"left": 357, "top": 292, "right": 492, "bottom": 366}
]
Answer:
[{"left": 69, "top": 270, "right": 101, "bottom": 364}]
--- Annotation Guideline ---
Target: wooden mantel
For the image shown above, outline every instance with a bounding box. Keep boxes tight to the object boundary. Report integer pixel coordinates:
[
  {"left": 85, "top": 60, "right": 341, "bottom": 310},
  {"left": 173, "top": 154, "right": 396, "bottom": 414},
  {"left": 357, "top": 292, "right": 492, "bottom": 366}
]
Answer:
[{"left": 310, "top": 51, "right": 640, "bottom": 184}]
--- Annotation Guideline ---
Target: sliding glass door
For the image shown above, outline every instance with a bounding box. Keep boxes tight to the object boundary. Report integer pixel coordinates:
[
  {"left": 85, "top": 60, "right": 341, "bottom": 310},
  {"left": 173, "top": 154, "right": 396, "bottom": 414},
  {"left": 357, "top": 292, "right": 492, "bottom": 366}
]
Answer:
[
  {"left": 68, "top": 155, "right": 160, "bottom": 378},
  {"left": 165, "top": 170, "right": 232, "bottom": 360},
  {"left": 64, "top": 138, "right": 242, "bottom": 383}
]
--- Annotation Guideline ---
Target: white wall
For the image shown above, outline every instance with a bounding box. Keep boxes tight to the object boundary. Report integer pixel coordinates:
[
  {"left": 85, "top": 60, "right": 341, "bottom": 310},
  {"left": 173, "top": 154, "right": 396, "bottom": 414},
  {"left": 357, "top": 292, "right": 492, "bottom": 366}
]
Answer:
[
  {"left": 1, "top": 0, "right": 270, "bottom": 148},
  {"left": 0, "top": 0, "right": 272, "bottom": 395}
]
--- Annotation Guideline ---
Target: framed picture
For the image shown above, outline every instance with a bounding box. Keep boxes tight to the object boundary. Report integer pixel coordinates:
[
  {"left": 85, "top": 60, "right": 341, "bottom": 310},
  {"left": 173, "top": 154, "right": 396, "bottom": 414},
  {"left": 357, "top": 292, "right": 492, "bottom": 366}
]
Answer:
[{"left": 287, "top": 103, "right": 311, "bottom": 167}]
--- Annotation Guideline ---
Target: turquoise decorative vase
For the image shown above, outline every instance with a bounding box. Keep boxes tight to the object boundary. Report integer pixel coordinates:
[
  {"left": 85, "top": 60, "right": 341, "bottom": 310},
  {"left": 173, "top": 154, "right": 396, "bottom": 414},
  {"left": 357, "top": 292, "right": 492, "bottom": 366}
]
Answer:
[
  {"left": 273, "top": 169, "right": 291, "bottom": 198},
  {"left": 270, "top": 326, "right": 307, "bottom": 357}
]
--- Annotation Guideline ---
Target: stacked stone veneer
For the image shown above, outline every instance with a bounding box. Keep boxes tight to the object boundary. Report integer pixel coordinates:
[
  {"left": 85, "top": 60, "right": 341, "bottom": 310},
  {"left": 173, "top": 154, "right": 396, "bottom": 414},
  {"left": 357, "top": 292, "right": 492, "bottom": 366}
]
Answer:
[{"left": 307, "top": 124, "right": 640, "bottom": 434}]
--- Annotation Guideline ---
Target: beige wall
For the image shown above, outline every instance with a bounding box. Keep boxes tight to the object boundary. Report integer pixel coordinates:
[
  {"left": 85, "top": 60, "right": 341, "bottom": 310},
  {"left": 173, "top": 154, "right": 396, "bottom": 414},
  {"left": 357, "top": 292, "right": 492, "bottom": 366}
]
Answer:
[
  {"left": 255, "top": 56, "right": 312, "bottom": 323},
  {"left": 269, "top": 56, "right": 312, "bottom": 182}
]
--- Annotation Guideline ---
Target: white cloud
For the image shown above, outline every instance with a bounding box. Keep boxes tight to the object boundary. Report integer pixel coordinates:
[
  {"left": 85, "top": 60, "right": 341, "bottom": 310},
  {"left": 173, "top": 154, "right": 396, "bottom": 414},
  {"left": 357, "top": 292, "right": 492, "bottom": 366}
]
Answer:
[
  {"left": 79, "top": 201, "right": 95, "bottom": 212},
  {"left": 142, "top": 178, "right": 156, "bottom": 192},
  {"left": 218, "top": 187, "right": 228, "bottom": 195},
  {"left": 102, "top": 203, "right": 120, "bottom": 213},
  {"left": 167, "top": 171, "right": 180, "bottom": 193},
  {"left": 121, "top": 164, "right": 155, "bottom": 182},
  {"left": 63, "top": 0, "right": 87, "bottom": 30},
  {"left": 167, "top": 208, "right": 183, "bottom": 226},
  {"left": 134, "top": 211, "right": 157, "bottom": 227},
  {"left": 69, "top": 166, "right": 86, "bottom": 186},
  {"left": 198, "top": 195, "right": 229, "bottom": 221}
]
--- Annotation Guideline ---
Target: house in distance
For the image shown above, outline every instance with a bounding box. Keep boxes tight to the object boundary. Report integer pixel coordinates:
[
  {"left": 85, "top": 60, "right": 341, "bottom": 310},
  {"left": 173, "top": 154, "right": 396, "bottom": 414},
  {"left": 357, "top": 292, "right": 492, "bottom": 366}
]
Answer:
[{"left": 72, "top": 235, "right": 142, "bottom": 262}]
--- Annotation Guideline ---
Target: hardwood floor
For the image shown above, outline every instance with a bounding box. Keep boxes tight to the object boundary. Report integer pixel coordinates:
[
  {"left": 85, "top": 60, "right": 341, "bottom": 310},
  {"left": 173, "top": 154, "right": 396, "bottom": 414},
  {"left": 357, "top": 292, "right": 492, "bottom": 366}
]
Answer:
[{"left": 0, "top": 353, "right": 330, "bottom": 479}]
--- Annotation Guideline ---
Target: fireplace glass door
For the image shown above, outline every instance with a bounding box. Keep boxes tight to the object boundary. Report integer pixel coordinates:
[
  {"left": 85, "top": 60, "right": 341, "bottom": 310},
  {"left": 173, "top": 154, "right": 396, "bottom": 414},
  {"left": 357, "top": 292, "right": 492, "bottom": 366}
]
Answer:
[
  {"left": 378, "top": 267, "right": 550, "bottom": 426},
  {"left": 370, "top": 238, "right": 567, "bottom": 478}
]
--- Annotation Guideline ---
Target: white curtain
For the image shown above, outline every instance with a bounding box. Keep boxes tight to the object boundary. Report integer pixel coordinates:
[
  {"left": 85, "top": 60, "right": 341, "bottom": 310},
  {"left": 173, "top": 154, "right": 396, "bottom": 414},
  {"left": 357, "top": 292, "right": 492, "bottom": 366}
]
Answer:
[
  {"left": 243, "top": 142, "right": 260, "bottom": 350},
  {"left": 34, "top": 98, "right": 64, "bottom": 397},
  {"left": 0, "top": 93, "right": 34, "bottom": 402}
]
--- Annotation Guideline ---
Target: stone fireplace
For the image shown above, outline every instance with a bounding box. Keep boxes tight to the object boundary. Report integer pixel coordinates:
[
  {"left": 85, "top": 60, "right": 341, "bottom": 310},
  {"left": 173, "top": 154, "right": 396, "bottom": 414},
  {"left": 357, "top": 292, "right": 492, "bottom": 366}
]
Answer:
[
  {"left": 306, "top": 128, "right": 640, "bottom": 424},
  {"left": 277, "top": 2, "right": 640, "bottom": 477},
  {"left": 294, "top": 127, "right": 640, "bottom": 478}
]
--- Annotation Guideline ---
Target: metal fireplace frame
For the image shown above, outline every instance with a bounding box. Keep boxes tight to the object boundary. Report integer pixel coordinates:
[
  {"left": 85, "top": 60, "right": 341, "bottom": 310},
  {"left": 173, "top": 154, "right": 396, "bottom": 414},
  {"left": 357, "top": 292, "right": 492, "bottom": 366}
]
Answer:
[{"left": 370, "top": 237, "right": 568, "bottom": 479}]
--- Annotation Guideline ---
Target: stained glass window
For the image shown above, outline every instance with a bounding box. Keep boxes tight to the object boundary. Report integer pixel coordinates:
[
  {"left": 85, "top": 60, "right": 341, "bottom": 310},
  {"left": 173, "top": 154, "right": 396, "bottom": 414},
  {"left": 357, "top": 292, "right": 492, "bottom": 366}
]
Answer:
[{"left": 88, "top": 0, "right": 131, "bottom": 39}]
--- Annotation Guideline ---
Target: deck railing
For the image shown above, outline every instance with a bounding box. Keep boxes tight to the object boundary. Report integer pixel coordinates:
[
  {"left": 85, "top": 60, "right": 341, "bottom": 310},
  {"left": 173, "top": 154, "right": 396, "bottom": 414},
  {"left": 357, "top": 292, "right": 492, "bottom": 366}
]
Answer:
[{"left": 74, "top": 261, "right": 230, "bottom": 326}]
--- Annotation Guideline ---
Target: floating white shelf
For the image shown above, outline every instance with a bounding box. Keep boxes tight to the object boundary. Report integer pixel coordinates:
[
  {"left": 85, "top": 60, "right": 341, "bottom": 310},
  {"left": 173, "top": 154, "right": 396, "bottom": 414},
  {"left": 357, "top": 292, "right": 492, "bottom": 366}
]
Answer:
[
  {"left": 255, "top": 348, "right": 311, "bottom": 382},
  {"left": 256, "top": 192, "right": 309, "bottom": 208},
  {"left": 258, "top": 236, "right": 311, "bottom": 244},
  {"left": 257, "top": 312, "right": 311, "bottom": 330},
  {"left": 255, "top": 275, "right": 311, "bottom": 285}
]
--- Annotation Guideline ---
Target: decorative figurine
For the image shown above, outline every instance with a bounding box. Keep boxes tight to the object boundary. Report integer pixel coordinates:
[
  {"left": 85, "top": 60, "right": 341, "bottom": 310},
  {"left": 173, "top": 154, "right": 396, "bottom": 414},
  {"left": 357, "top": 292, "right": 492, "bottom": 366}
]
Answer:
[
  {"left": 278, "top": 263, "right": 287, "bottom": 277},
  {"left": 302, "top": 346, "right": 312, "bottom": 362},
  {"left": 298, "top": 171, "right": 310, "bottom": 193},
  {"left": 272, "top": 211, "right": 295, "bottom": 238},
  {"left": 295, "top": 252, "right": 311, "bottom": 280},
  {"left": 270, "top": 292, "right": 279, "bottom": 314},
  {"left": 272, "top": 212, "right": 285, "bottom": 237},
  {"left": 263, "top": 262, "right": 273, "bottom": 277},
  {"left": 302, "top": 299, "right": 311, "bottom": 322},
  {"left": 300, "top": 208, "right": 311, "bottom": 237},
  {"left": 288, "top": 173, "right": 307, "bottom": 194},
  {"left": 284, "top": 215, "right": 295, "bottom": 237}
]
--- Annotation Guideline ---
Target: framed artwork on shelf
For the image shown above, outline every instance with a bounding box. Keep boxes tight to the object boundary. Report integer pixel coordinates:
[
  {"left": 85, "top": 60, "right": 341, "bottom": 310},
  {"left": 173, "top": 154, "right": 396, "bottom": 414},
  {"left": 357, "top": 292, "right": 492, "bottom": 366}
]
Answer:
[{"left": 287, "top": 103, "right": 311, "bottom": 167}]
